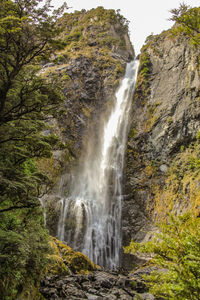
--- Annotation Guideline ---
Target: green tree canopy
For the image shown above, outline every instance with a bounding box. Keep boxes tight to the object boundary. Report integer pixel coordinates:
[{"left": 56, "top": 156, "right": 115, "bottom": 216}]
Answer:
[
  {"left": 0, "top": 0, "right": 67, "bottom": 213},
  {"left": 170, "top": 4, "right": 200, "bottom": 47},
  {"left": 0, "top": 1, "right": 68, "bottom": 298}
]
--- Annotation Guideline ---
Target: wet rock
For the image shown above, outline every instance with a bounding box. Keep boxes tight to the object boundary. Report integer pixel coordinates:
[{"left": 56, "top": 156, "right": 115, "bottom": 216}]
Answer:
[{"left": 40, "top": 270, "right": 157, "bottom": 300}]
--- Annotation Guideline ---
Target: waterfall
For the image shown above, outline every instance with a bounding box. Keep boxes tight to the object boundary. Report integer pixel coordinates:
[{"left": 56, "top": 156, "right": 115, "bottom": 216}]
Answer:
[{"left": 57, "top": 60, "right": 139, "bottom": 269}]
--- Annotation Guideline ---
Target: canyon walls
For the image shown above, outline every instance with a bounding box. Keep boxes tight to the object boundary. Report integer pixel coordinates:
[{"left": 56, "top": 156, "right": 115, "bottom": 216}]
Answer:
[{"left": 41, "top": 7, "right": 200, "bottom": 269}]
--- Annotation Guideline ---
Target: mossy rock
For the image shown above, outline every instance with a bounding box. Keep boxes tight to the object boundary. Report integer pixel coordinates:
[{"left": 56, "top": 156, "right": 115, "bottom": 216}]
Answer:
[{"left": 45, "top": 237, "right": 99, "bottom": 276}]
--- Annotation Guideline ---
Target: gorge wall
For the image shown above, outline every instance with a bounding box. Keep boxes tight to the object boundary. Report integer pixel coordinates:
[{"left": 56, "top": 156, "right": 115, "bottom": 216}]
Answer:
[
  {"left": 42, "top": 7, "right": 200, "bottom": 269},
  {"left": 123, "top": 29, "right": 200, "bottom": 250}
]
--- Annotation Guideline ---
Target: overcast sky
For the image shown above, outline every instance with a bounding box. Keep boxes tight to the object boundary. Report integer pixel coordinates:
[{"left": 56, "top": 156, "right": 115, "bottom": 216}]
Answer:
[{"left": 51, "top": 0, "right": 199, "bottom": 54}]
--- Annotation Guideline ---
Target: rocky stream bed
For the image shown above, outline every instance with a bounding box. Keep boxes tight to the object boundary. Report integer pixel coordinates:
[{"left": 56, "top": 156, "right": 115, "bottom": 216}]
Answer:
[{"left": 40, "top": 268, "right": 158, "bottom": 300}]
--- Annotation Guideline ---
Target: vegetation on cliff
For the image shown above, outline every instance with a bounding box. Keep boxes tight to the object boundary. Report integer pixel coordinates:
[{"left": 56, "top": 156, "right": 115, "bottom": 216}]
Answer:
[
  {"left": 125, "top": 5, "right": 200, "bottom": 299},
  {"left": 153, "top": 136, "right": 200, "bottom": 220},
  {"left": 170, "top": 4, "right": 200, "bottom": 47},
  {"left": 42, "top": 6, "right": 133, "bottom": 89}
]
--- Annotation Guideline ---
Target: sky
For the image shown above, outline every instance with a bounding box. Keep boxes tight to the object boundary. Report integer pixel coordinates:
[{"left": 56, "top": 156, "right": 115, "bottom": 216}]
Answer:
[{"left": 51, "top": 0, "right": 200, "bottom": 54}]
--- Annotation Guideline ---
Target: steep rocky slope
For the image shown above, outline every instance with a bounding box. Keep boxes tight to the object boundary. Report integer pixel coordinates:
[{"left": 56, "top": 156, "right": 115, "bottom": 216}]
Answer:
[{"left": 123, "top": 29, "right": 200, "bottom": 251}]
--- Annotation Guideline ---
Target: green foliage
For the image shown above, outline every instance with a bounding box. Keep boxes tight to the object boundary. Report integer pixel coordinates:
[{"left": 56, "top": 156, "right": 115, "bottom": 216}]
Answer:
[
  {"left": 64, "top": 30, "right": 82, "bottom": 46},
  {"left": 81, "top": 6, "right": 129, "bottom": 32},
  {"left": 134, "top": 50, "right": 151, "bottom": 103},
  {"left": 58, "top": 6, "right": 131, "bottom": 61},
  {"left": 170, "top": 5, "right": 200, "bottom": 47},
  {"left": 114, "top": 63, "right": 124, "bottom": 78},
  {"left": 129, "top": 127, "right": 137, "bottom": 138},
  {"left": 55, "top": 54, "right": 67, "bottom": 63},
  {"left": 62, "top": 74, "right": 71, "bottom": 81},
  {"left": 196, "top": 130, "right": 200, "bottom": 140},
  {"left": 0, "top": 208, "right": 50, "bottom": 299},
  {"left": 0, "top": 0, "right": 66, "bottom": 214},
  {"left": 99, "top": 36, "right": 122, "bottom": 48},
  {"left": 188, "top": 156, "right": 200, "bottom": 170},
  {"left": 139, "top": 52, "right": 151, "bottom": 80},
  {"left": 180, "top": 145, "right": 185, "bottom": 152},
  {"left": 125, "top": 213, "right": 200, "bottom": 299},
  {"left": 0, "top": 1, "right": 68, "bottom": 298}
]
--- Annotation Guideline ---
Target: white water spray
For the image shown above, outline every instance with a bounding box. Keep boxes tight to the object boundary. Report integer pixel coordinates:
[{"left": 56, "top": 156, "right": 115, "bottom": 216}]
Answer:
[{"left": 57, "top": 60, "right": 139, "bottom": 268}]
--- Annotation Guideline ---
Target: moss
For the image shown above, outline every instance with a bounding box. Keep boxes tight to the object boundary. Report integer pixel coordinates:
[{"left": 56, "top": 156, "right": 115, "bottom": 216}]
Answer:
[
  {"left": 151, "top": 142, "right": 200, "bottom": 221},
  {"left": 44, "top": 238, "right": 70, "bottom": 276},
  {"left": 99, "top": 36, "right": 122, "bottom": 48},
  {"left": 144, "top": 163, "right": 158, "bottom": 177},
  {"left": 46, "top": 253, "right": 70, "bottom": 275},
  {"left": 82, "top": 105, "right": 92, "bottom": 118},
  {"left": 20, "top": 282, "right": 46, "bottom": 300},
  {"left": 36, "top": 156, "right": 61, "bottom": 182},
  {"left": 114, "top": 63, "right": 125, "bottom": 79},
  {"left": 54, "top": 54, "right": 67, "bottom": 64},
  {"left": 134, "top": 49, "right": 152, "bottom": 105},
  {"left": 143, "top": 104, "right": 159, "bottom": 132},
  {"left": 129, "top": 127, "right": 137, "bottom": 139},
  {"left": 62, "top": 74, "right": 71, "bottom": 81},
  {"left": 64, "top": 30, "right": 82, "bottom": 46},
  {"left": 45, "top": 237, "right": 99, "bottom": 276},
  {"left": 196, "top": 130, "right": 200, "bottom": 140},
  {"left": 139, "top": 51, "right": 151, "bottom": 80},
  {"left": 167, "top": 116, "right": 173, "bottom": 124}
]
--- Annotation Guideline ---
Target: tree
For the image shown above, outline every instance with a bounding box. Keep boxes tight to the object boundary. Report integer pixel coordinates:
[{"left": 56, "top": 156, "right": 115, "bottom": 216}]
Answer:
[
  {"left": 0, "top": 0, "right": 67, "bottom": 213},
  {"left": 170, "top": 4, "right": 200, "bottom": 47},
  {"left": 0, "top": 1, "right": 68, "bottom": 297},
  {"left": 125, "top": 213, "right": 200, "bottom": 299},
  {"left": 0, "top": 207, "right": 51, "bottom": 299}
]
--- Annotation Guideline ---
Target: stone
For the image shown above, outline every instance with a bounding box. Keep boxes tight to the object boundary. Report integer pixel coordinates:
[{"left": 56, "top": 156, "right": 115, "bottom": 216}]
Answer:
[
  {"left": 40, "top": 269, "right": 155, "bottom": 300},
  {"left": 159, "top": 164, "right": 168, "bottom": 173}
]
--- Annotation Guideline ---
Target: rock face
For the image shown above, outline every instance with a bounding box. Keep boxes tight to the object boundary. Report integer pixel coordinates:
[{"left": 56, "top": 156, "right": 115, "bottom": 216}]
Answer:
[{"left": 122, "top": 29, "right": 200, "bottom": 253}]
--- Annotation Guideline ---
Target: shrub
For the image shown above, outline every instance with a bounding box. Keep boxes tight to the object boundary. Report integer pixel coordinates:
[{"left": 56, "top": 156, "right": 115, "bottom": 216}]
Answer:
[{"left": 125, "top": 213, "right": 200, "bottom": 299}]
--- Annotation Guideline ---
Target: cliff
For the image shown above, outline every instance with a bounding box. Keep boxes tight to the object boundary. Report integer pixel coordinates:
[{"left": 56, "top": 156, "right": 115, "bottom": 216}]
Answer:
[
  {"left": 40, "top": 7, "right": 134, "bottom": 236},
  {"left": 2, "top": 3, "right": 200, "bottom": 299},
  {"left": 123, "top": 28, "right": 200, "bottom": 251}
]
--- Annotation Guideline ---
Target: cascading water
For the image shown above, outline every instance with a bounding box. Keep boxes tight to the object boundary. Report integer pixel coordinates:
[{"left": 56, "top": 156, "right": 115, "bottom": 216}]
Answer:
[{"left": 57, "top": 60, "right": 139, "bottom": 269}]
